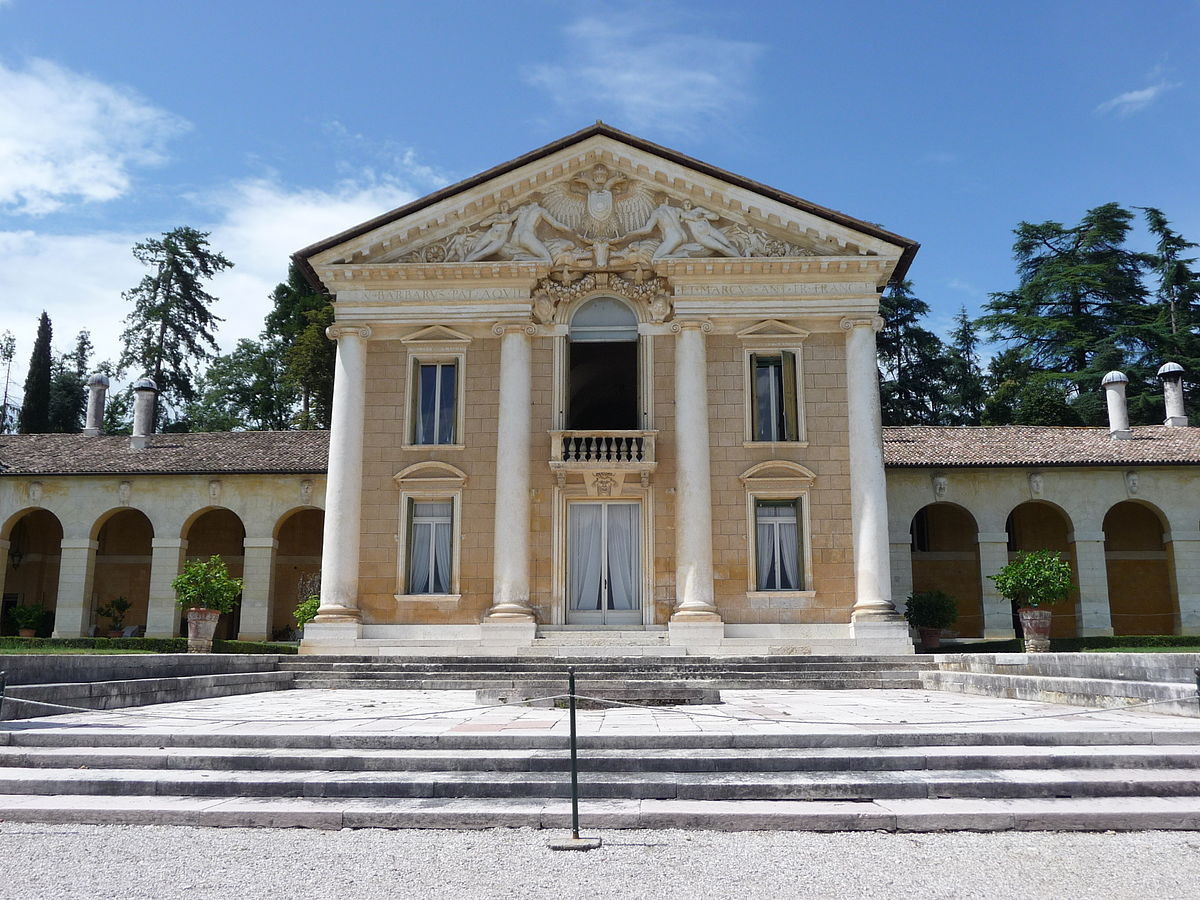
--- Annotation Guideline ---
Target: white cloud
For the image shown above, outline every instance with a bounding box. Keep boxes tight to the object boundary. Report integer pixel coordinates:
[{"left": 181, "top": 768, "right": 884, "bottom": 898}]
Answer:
[
  {"left": 0, "top": 175, "right": 420, "bottom": 394},
  {"left": 524, "top": 14, "right": 762, "bottom": 136},
  {"left": 1096, "top": 80, "right": 1182, "bottom": 117},
  {"left": 0, "top": 58, "right": 189, "bottom": 214}
]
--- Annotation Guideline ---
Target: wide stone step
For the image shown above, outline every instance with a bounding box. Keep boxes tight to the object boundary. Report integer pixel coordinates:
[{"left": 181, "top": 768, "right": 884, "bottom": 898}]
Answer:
[
  {"left": 0, "top": 766, "right": 1197, "bottom": 801},
  {"left": 1, "top": 794, "right": 1198, "bottom": 831},
  {"left": 288, "top": 678, "right": 925, "bottom": 692},
  {"left": 4, "top": 744, "right": 1200, "bottom": 774},
  {"left": 280, "top": 655, "right": 933, "bottom": 667}
]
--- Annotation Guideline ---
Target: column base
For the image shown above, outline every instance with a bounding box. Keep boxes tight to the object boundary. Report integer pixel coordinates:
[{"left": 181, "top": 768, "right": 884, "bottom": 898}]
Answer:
[
  {"left": 300, "top": 620, "right": 363, "bottom": 655},
  {"left": 313, "top": 605, "right": 361, "bottom": 625},
  {"left": 848, "top": 618, "right": 915, "bottom": 654},
  {"left": 669, "top": 608, "right": 722, "bottom": 623},
  {"left": 668, "top": 620, "right": 725, "bottom": 652},
  {"left": 482, "top": 603, "right": 537, "bottom": 623},
  {"left": 480, "top": 620, "right": 537, "bottom": 649}
]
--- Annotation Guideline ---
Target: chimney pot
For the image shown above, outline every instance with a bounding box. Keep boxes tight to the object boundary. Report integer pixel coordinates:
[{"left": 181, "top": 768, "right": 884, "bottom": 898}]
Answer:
[
  {"left": 1157, "top": 362, "right": 1188, "bottom": 427},
  {"left": 1101, "top": 370, "right": 1131, "bottom": 439},
  {"left": 131, "top": 377, "right": 158, "bottom": 449},
  {"left": 83, "top": 372, "right": 109, "bottom": 437}
]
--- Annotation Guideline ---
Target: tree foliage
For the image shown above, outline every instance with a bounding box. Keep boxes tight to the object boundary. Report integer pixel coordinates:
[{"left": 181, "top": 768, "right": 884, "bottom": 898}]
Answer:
[
  {"left": 17, "top": 312, "right": 52, "bottom": 433},
  {"left": 877, "top": 280, "right": 948, "bottom": 425},
  {"left": 990, "top": 550, "right": 1074, "bottom": 609},
  {"left": 942, "top": 307, "right": 986, "bottom": 425},
  {"left": 265, "top": 264, "right": 334, "bottom": 429},
  {"left": 46, "top": 330, "right": 92, "bottom": 434},
  {"left": 0, "top": 330, "right": 17, "bottom": 434},
  {"left": 172, "top": 555, "right": 243, "bottom": 614},
  {"left": 186, "top": 338, "right": 295, "bottom": 431},
  {"left": 118, "top": 227, "right": 233, "bottom": 424}
]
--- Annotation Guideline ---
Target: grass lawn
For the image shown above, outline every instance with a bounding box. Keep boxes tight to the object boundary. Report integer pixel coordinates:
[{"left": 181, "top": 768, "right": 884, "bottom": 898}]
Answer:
[
  {"left": 0, "top": 647, "right": 158, "bottom": 655},
  {"left": 1086, "top": 646, "right": 1200, "bottom": 653}
]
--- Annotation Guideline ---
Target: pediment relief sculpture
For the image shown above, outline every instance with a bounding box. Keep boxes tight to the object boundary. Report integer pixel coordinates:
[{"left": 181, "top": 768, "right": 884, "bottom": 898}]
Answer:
[{"left": 394, "top": 164, "right": 835, "bottom": 267}]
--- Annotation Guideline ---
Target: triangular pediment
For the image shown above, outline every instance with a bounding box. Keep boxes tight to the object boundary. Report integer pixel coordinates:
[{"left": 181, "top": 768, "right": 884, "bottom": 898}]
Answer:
[
  {"left": 737, "top": 320, "right": 812, "bottom": 341},
  {"left": 296, "top": 123, "right": 917, "bottom": 290},
  {"left": 400, "top": 325, "right": 472, "bottom": 345}
]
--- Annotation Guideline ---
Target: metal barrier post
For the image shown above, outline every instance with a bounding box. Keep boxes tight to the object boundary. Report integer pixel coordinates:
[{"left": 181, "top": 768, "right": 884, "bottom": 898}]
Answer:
[
  {"left": 547, "top": 666, "right": 601, "bottom": 851},
  {"left": 0, "top": 670, "right": 5, "bottom": 720},
  {"left": 1195, "top": 668, "right": 1199, "bottom": 717}
]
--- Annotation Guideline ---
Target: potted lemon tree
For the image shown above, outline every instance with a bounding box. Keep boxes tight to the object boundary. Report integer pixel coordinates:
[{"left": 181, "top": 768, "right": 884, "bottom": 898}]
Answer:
[
  {"left": 96, "top": 596, "right": 132, "bottom": 638},
  {"left": 173, "top": 555, "right": 243, "bottom": 653},
  {"left": 10, "top": 602, "right": 46, "bottom": 638},
  {"left": 990, "top": 549, "right": 1073, "bottom": 652},
  {"left": 903, "top": 591, "right": 958, "bottom": 650}
]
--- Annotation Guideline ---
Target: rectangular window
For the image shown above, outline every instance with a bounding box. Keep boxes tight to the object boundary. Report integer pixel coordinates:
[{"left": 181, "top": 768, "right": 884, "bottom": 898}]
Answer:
[
  {"left": 751, "top": 352, "right": 798, "bottom": 441},
  {"left": 412, "top": 361, "right": 457, "bottom": 444},
  {"left": 755, "top": 499, "right": 803, "bottom": 591},
  {"left": 408, "top": 500, "right": 453, "bottom": 594}
]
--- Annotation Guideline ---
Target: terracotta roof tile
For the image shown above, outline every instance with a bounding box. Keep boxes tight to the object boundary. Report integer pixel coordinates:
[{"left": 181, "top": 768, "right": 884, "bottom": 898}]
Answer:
[
  {"left": 882, "top": 425, "right": 1200, "bottom": 468},
  {"left": 0, "top": 431, "right": 328, "bottom": 476}
]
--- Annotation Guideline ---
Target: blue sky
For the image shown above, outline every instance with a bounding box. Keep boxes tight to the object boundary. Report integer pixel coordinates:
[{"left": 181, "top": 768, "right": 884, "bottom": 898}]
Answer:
[{"left": 1, "top": 0, "right": 1197, "bottom": 394}]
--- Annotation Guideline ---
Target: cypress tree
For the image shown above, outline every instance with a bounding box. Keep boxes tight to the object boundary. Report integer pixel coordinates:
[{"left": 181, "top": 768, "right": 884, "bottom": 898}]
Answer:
[{"left": 17, "top": 312, "right": 52, "bottom": 433}]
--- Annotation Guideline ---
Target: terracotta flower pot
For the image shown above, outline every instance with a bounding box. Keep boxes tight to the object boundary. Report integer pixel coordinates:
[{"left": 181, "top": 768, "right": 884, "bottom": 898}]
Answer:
[
  {"left": 917, "top": 626, "right": 942, "bottom": 650},
  {"left": 1018, "top": 607, "right": 1052, "bottom": 653},
  {"left": 107, "top": 630, "right": 123, "bottom": 639},
  {"left": 186, "top": 608, "right": 221, "bottom": 653},
  {"left": 17, "top": 628, "right": 35, "bottom": 638}
]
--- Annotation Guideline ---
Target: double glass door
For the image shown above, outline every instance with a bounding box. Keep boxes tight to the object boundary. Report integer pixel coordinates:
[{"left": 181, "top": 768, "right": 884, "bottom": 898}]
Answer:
[{"left": 566, "top": 502, "right": 641, "bottom": 625}]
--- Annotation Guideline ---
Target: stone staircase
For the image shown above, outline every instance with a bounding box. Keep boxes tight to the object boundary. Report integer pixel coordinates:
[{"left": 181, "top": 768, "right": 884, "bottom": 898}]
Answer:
[
  {"left": 1, "top": 725, "right": 1199, "bottom": 830},
  {"left": 278, "top": 655, "right": 937, "bottom": 701}
]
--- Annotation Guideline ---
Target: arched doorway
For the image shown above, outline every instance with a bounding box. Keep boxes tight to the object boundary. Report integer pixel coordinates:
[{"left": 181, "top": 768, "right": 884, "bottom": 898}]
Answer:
[
  {"left": 272, "top": 508, "right": 324, "bottom": 640},
  {"left": 1104, "top": 501, "right": 1177, "bottom": 635},
  {"left": 1006, "top": 501, "right": 1079, "bottom": 638},
  {"left": 568, "top": 297, "right": 639, "bottom": 429},
  {"left": 2, "top": 509, "right": 63, "bottom": 636},
  {"left": 184, "top": 508, "right": 246, "bottom": 640},
  {"left": 94, "top": 509, "right": 153, "bottom": 636},
  {"left": 910, "top": 503, "right": 983, "bottom": 637}
]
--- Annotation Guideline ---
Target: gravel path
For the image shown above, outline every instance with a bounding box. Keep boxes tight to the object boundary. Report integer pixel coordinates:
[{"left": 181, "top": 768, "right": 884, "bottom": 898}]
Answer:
[{"left": 2, "top": 824, "right": 1199, "bottom": 900}]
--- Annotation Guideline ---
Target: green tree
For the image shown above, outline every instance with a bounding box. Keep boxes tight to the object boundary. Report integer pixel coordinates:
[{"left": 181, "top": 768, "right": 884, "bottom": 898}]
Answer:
[
  {"left": 1139, "top": 208, "right": 1200, "bottom": 421},
  {"left": 980, "top": 203, "right": 1151, "bottom": 425},
  {"left": 118, "top": 227, "right": 233, "bottom": 424},
  {"left": 942, "top": 307, "right": 986, "bottom": 425},
  {"left": 0, "top": 330, "right": 16, "bottom": 433},
  {"left": 264, "top": 264, "right": 334, "bottom": 429},
  {"left": 877, "top": 280, "right": 948, "bottom": 424},
  {"left": 185, "top": 339, "right": 296, "bottom": 431},
  {"left": 17, "top": 312, "right": 52, "bottom": 433},
  {"left": 47, "top": 330, "right": 92, "bottom": 434}
]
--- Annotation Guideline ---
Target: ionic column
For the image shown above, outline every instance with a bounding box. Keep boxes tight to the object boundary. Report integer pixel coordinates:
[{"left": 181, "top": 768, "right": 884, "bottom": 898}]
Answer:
[
  {"left": 1166, "top": 531, "right": 1200, "bottom": 635},
  {"left": 841, "top": 316, "right": 901, "bottom": 621},
  {"left": 485, "top": 324, "right": 535, "bottom": 621},
  {"left": 1069, "top": 531, "right": 1114, "bottom": 636},
  {"left": 52, "top": 538, "right": 98, "bottom": 638},
  {"left": 670, "top": 320, "right": 720, "bottom": 622},
  {"left": 977, "top": 532, "right": 1017, "bottom": 639},
  {"left": 145, "top": 537, "right": 187, "bottom": 638},
  {"left": 315, "top": 325, "right": 371, "bottom": 624},
  {"left": 239, "top": 537, "right": 277, "bottom": 641},
  {"left": 889, "top": 532, "right": 914, "bottom": 617}
]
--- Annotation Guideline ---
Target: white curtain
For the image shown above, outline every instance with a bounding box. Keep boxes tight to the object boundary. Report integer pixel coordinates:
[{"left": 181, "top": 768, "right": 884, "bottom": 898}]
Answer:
[
  {"left": 606, "top": 504, "right": 639, "bottom": 610},
  {"left": 756, "top": 521, "right": 774, "bottom": 590},
  {"left": 432, "top": 505, "right": 453, "bottom": 593},
  {"left": 410, "top": 521, "right": 432, "bottom": 593},
  {"left": 779, "top": 519, "right": 800, "bottom": 590},
  {"left": 569, "top": 505, "right": 603, "bottom": 610}
]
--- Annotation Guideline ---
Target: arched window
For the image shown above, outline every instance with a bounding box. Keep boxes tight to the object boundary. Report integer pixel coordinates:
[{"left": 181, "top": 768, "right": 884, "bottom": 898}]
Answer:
[{"left": 567, "top": 297, "right": 639, "bottom": 429}]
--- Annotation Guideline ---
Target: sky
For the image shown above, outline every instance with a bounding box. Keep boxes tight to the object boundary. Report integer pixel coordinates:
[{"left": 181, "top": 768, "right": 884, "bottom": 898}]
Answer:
[{"left": 1, "top": 0, "right": 1198, "bottom": 399}]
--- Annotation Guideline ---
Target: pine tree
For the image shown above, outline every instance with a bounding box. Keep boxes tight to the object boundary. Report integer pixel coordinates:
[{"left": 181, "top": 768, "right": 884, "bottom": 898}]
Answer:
[
  {"left": 0, "top": 330, "right": 16, "bottom": 433},
  {"left": 264, "top": 264, "right": 334, "bottom": 429},
  {"left": 877, "top": 280, "right": 948, "bottom": 424},
  {"left": 17, "top": 312, "right": 52, "bottom": 433},
  {"left": 980, "top": 203, "right": 1151, "bottom": 425},
  {"left": 118, "top": 227, "right": 233, "bottom": 423},
  {"left": 1139, "top": 207, "right": 1200, "bottom": 421},
  {"left": 942, "top": 307, "right": 986, "bottom": 425},
  {"left": 46, "top": 330, "right": 92, "bottom": 433}
]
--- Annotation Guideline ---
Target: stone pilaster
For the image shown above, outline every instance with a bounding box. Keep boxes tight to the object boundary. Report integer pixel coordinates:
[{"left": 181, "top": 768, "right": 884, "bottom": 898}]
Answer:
[
  {"left": 977, "top": 533, "right": 1017, "bottom": 639},
  {"left": 145, "top": 538, "right": 187, "bottom": 638},
  {"left": 841, "top": 316, "right": 900, "bottom": 623},
  {"left": 670, "top": 319, "right": 720, "bottom": 624},
  {"left": 1166, "top": 531, "right": 1200, "bottom": 635},
  {"left": 52, "top": 538, "right": 98, "bottom": 638},
  {"left": 239, "top": 537, "right": 278, "bottom": 641},
  {"left": 888, "top": 533, "right": 913, "bottom": 617},
  {"left": 313, "top": 325, "right": 371, "bottom": 637},
  {"left": 1070, "top": 532, "right": 1115, "bottom": 637},
  {"left": 484, "top": 324, "right": 536, "bottom": 622},
  {"left": 0, "top": 539, "right": 8, "bottom": 602}
]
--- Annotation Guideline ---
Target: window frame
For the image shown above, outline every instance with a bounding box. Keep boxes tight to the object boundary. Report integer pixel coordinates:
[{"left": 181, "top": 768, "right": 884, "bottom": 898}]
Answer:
[
  {"left": 392, "top": 462, "right": 467, "bottom": 603},
  {"left": 741, "top": 344, "right": 807, "bottom": 447},
  {"left": 753, "top": 498, "right": 805, "bottom": 592},
  {"left": 402, "top": 349, "right": 466, "bottom": 450},
  {"left": 739, "top": 461, "right": 816, "bottom": 600}
]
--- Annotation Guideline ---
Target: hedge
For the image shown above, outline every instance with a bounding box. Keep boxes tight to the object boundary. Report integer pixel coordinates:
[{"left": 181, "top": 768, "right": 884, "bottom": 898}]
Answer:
[
  {"left": 938, "top": 635, "right": 1200, "bottom": 654},
  {"left": 0, "top": 636, "right": 298, "bottom": 655}
]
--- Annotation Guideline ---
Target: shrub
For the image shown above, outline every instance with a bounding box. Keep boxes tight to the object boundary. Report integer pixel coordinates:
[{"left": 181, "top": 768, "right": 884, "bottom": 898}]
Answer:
[
  {"left": 95, "top": 596, "right": 132, "bottom": 631},
  {"left": 990, "top": 549, "right": 1073, "bottom": 609},
  {"left": 0, "top": 636, "right": 298, "bottom": 654},
  {"left": 903, "top": 591, "right": 958, "bottom": 629},
  {"left": 294, "top": 594, "right": 320, "bottom": 628},
  {"left": 9, "top": 603, "right": 46, "bottom": 631},
  {"left": 173, "top": 555, "right": 243, "bottom": 614}
]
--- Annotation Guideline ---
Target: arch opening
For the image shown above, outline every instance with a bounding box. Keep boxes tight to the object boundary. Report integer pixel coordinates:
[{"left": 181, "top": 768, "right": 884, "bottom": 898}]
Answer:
[
  {"left": 1006, "top": 501, "right": 1079, "bottom": 638},
  {"left": 2, "top": 509, "right": 63, "bottom": 637},
  {"left": 909, "top": 503, "right": 983, "bottom": 638},
  {"left": 568, "top": 297, "right": 639, "bottom": 430},
  {"left": 184, "top": 508, "right": 246, "bottom": 641},
  {"left": 94, "top": 509, "right": 154, "bottom": 637},
  {"left": 271, "top": 508, "right": 324, "bottom": 640},
  {"left": 1103, "top": 500, "right": 1177, "bottom": 635}
]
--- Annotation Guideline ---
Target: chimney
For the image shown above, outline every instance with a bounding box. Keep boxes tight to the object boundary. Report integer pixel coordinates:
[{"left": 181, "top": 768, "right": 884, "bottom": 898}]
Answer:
[
  {"left": 1101, "top": 371, "right": 1131, "bottom": 440},
  {"left": 1158, "top": 362, "right": 1188, "bottom": 427},
  {"left": 131, "top": 377, "right": 157, "bottom": 450},
  {"left": 83, "top": 373, "right": 109, "bottom": 436}
]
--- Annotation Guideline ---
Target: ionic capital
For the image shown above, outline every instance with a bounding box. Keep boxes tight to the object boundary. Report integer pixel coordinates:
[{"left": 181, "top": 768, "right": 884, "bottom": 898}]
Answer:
[
  {"left": 669, "top": 318, "right": 713, "bottom": 335},
  {"left": 325, "top": 325, "right": 373, "bottom": 341},
  {"left": 840, "top": 315, "right": 884, "bottom": 333},
  {"left": 492, "top": 322, "right": 538, "bottom": 337}
]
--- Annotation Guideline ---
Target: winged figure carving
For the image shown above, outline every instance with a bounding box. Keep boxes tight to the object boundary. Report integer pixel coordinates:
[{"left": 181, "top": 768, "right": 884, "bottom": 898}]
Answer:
[{"left": 540, "top": 163, "right": 656, "bottom": 240}]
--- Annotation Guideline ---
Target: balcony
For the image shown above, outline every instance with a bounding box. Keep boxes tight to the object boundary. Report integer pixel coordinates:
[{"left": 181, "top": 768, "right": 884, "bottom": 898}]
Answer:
[{"left": 549, "top": 430, "right": 658, "bottom": 491}]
